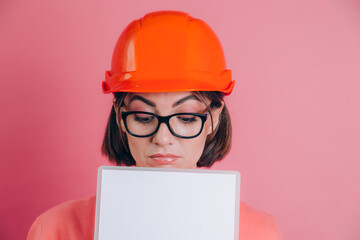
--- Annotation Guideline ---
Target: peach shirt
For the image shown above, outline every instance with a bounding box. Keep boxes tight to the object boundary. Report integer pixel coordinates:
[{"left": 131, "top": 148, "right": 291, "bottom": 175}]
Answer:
[{"left": 27, "top": 196, "right": 283, "bottom": 240}]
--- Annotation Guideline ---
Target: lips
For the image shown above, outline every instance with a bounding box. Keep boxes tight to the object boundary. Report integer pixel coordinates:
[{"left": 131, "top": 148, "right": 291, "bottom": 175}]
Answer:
[{"left": 148, "top": 153, "right": 180, "bottom": 165}]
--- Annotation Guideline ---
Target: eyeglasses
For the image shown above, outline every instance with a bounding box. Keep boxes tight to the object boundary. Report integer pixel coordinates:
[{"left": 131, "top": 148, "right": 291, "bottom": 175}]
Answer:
[{"left": 120, "top": 109, "right": 208, "bottom": 139}]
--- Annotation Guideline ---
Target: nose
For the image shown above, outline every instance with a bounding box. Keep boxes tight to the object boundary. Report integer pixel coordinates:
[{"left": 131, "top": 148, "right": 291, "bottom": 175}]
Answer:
[{"left": 151, "top": 122, "right": 175, "bottom": 146}]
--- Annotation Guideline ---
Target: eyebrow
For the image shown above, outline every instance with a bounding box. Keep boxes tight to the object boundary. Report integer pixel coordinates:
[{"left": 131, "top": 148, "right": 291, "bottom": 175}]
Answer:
[
  {"left": 172, "top": 94, "right": 201, "bottom": 107},
  {"left": 128, "top": 95, "right": 156, "bottom": 107},
  {"left": 128, "top": 94, "right": 201, "bottom": 108}
]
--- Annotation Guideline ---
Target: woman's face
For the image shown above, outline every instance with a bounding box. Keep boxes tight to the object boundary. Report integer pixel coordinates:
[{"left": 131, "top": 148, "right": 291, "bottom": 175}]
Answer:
[{"left": 119, "top": 92, "right": 223, "bottom": 169}]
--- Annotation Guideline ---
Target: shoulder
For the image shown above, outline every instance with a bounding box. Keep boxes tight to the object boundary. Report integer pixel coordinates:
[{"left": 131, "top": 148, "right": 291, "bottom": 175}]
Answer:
[
  {"left": 27, "top": 196, "right": 96, "bottom": 240},
  {"left": 37, "top": 195, "right": 96, "bottom": 221},
  {"left": 239, "top": 201, "right": 284, "bottom": 240}
]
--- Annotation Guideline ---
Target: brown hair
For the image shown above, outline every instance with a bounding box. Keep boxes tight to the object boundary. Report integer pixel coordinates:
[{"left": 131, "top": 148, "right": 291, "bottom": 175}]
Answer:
[{"left": 101, "top": 91, "right": 232, "bottom": 168}]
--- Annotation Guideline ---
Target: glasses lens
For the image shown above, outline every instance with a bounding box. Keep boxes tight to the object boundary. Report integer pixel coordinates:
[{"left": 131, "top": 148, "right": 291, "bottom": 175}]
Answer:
[
  {"left": 169, "top": 114, "right": 203, "bottom": 137},
  {"left": 125, "top": 112, "right": 158, "bottom": 136}
]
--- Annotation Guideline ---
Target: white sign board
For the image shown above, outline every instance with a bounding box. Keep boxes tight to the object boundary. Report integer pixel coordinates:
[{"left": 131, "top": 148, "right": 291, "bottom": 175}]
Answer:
[{"left": 95, "top": 166, "right": 240, "bottom": 240}]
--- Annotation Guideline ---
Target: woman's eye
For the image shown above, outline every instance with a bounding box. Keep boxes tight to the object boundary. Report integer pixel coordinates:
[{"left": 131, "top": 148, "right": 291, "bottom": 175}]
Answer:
[
  {"left": 135, "top": 115, "right": 154, "bottom": 123},
  {"left": 178, "top": 116, "right": 197, "bottom": 124}
]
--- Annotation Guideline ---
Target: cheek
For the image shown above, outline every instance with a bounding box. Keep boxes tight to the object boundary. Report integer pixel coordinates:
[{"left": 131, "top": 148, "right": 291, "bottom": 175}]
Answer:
[
  {"left": 126, "top": 135, "right": 147, "bottom": 159},
  {"left": 182, "top": 132, "right": 208, "bottom": 160}
]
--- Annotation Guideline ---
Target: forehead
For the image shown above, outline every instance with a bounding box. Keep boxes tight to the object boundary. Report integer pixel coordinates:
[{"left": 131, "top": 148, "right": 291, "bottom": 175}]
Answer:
[{"left": 124, "top": 92, "right": 208, "bottom": 105}]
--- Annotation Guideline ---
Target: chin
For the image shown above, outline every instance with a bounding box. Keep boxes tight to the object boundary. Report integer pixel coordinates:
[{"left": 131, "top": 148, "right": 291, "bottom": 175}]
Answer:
[
  {"left": 154, "top": 164, "right": 178, "bottom": 168},
  {"left": 155, "top": 163, "right": 196, "bottom": 169}
]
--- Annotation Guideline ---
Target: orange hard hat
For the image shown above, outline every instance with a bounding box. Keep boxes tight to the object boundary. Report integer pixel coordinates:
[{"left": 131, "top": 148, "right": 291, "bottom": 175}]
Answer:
[{"left": 102, "top": 11, "right": 235, "bottom": 95}]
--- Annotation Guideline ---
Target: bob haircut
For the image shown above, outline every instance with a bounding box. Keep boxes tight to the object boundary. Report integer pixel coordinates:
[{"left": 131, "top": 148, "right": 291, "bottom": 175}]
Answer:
[{"left": 101, "top": 91, "right": 232, "bottom": 168}]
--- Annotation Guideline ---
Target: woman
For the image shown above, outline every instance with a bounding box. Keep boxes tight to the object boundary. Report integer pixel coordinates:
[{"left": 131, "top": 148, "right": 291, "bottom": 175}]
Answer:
[{"left": 27, "top": 10, "right": 283, "bottom": 239}]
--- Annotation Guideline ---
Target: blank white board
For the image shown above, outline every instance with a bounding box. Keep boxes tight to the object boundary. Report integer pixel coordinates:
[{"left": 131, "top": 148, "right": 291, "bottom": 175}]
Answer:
[{"left": 94, "top": 166, "right": 240, "bottom": 240}]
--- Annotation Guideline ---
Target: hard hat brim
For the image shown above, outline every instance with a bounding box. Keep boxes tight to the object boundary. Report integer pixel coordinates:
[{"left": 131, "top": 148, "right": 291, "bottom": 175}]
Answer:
[{"left": 102, "top": 70, "right": 235, "bottom": 95}]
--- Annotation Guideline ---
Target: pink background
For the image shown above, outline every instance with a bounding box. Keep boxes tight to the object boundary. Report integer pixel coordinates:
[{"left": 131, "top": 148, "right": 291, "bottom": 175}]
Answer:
[{"left": 1, "top": 0, "right": 360, "bottom": 239}]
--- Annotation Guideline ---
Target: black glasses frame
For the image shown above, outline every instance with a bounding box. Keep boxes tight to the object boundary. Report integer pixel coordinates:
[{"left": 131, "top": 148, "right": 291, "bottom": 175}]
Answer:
[{"left": 120, "top": 110, "right": 208, "bottom": 139}]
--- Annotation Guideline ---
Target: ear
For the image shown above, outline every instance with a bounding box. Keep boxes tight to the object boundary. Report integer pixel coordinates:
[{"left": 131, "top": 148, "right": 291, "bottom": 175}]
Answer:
[
  {"left": 113, "top": 102, "right": 127, "bottom": 133},
  {"left": 206, "top": 101, "right": 225, "bottom": 135},
  {"left": 120, "top": 119, "right": 127, "bottom": 133}
]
